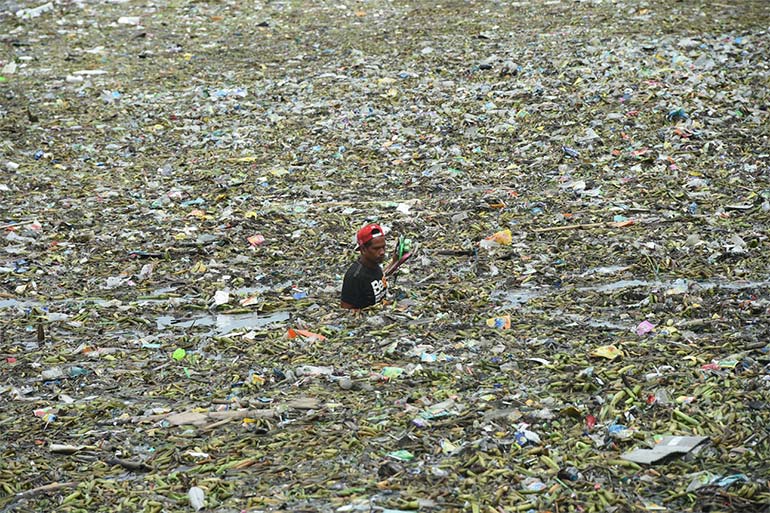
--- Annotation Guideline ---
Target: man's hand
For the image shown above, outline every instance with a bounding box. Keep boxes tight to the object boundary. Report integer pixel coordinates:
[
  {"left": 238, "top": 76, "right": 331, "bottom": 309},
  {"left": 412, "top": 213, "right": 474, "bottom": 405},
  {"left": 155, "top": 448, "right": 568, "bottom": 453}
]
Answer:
[
  {"left": 384, "top": 234, "right": 413, "bottom": 277},
  {"left": 383, "top": 250, "right": 399, "bottom": 277},
  {"left": 384, "top": 252, "right": 411, "bottom": 277}
]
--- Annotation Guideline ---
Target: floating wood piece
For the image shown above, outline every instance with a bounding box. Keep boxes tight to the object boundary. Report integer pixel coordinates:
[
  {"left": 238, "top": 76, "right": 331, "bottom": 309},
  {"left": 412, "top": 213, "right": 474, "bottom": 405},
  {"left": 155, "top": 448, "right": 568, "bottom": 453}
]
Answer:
[
  {"left": 16, "top": 481, "right": 77, "bottom": 497},
  {"left": 287, "top": 397, "right": 321, "bottom": 410},
  {"left": 49, "top": 444, "right": 89, "bottom": 454},
  {"left": 106, "top": 457, "right": 152, "bottom": 472},
  {"left": 165, "top": 408, "right": 277, "bottom": 427}
]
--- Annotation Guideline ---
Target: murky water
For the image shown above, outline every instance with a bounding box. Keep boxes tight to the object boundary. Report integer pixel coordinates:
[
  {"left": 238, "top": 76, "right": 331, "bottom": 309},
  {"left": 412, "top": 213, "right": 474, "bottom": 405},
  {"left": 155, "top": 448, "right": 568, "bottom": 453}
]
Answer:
[
  {"left": 156, "top": 311, "right": 290, "bottom": 334},
  {"left": 696, "top": 280, "right": 770, "bottom": 291},
  {"left": 580, "top": 265, "right": 632, "bottom": 276},
  {"left": 490, "top": 288, "right": 543, "bottom": 307},
  {"left": 577, "top": 280, "right": 653, "bottom": 293},
  {"left": 577, "top": 279, "right": 770, "bottom": 294},
  {"left": 0, "top": 298, "right": 28, "bottom": 308},
  {"left": 492, "top": 278, "right": 770, "bottom": 308},
  {"left": 558, "top": 312, "right": 629, "bottom": 330}
]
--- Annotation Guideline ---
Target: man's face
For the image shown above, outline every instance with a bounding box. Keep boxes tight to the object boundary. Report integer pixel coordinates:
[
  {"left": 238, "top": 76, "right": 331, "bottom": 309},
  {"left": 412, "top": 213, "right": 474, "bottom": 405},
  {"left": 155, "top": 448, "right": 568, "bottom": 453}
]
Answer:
[{"left": 361, "top": 236, "right": 386, "bottom": 266}]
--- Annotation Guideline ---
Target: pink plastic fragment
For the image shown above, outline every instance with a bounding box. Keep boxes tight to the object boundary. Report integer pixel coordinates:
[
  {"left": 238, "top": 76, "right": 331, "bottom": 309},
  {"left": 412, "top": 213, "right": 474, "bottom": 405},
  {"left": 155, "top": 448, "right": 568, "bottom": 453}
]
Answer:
[{"left": 636, "top": 320, "right": 656, "bottom": 336}]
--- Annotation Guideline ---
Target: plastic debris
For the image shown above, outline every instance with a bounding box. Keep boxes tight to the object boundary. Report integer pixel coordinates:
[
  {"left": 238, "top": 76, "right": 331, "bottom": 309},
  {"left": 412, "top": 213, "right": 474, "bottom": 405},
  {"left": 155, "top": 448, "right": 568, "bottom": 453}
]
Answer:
[
  {"left": 16, "top": 2, "right": 53, "bottom": 19},
  {"left": 188, "top": 486, "right": 205, "bottom": 511},
  {"left": 1, "top": 1, "right": 768, "bottom": 512},
  {"left": 387, "top": 450, "right": 414, "bottom": 462},
  {"left": 486, "top": 315, "right": 512, "bottom": 329},
  {"left": 636, "top": 320, "right": 656, "bottom": 336},
  {"left": 286, "top": 328, "right": 326, "bottom": 341},
  {"left": 481, "top": 229, "right": 513, "bottom": 248},
  {"left": 621, "top": 436, "right": 709, "bottom": 464}
]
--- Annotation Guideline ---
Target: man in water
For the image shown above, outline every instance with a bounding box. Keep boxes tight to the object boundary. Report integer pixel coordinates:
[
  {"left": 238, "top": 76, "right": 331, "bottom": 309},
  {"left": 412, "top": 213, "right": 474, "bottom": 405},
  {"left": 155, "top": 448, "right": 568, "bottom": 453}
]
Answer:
[{"left": 340, "top": 223, "right": 400, "bottom": 310}]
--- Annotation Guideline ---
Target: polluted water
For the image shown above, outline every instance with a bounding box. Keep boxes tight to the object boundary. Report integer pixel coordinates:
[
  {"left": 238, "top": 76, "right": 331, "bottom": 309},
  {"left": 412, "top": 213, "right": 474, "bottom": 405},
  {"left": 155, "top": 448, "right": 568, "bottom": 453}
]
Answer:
[{"left": 1, "top": 0, "right": 770, "bottom": 512}]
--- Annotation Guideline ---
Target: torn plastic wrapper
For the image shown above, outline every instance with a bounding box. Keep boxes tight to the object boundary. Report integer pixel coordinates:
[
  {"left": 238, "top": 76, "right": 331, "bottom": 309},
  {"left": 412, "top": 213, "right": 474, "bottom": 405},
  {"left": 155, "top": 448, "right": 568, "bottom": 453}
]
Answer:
[{"left": 621, "top": 436, "right": 708, "bottom": 464}]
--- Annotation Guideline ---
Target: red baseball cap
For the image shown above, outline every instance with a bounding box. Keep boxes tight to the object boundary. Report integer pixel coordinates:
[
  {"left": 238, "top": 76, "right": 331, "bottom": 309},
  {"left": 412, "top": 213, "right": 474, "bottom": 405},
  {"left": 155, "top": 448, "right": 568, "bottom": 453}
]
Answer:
[{"left": 356, "top": 223, "right": 384, "bottom": 248}]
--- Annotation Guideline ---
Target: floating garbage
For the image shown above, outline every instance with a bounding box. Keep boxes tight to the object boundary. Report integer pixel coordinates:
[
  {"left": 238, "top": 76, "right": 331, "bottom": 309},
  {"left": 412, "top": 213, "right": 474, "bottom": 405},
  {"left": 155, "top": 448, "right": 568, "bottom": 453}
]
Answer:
[
  {"left": 1, "top": 1, "right": 769, "bottom": 512},
  {"left": 621, "top": 436, "right": 709, "bottom": 465},
  {"left": 16, "top": 2, "right": 53, "bottom": 19}
]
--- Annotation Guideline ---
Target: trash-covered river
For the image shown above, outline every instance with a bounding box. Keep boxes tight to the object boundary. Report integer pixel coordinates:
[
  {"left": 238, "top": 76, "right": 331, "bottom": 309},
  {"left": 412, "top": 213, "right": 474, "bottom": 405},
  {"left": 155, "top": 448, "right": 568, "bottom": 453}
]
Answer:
[{"left": 2, "top": 0, "right": 769, "bottom": 511}]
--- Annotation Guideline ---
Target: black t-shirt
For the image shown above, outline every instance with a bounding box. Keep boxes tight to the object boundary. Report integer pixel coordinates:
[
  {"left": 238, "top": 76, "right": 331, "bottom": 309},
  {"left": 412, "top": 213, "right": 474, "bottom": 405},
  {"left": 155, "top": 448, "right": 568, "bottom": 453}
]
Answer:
[{"left": 341, "top": 260, "right": 387, "bottom": 309}]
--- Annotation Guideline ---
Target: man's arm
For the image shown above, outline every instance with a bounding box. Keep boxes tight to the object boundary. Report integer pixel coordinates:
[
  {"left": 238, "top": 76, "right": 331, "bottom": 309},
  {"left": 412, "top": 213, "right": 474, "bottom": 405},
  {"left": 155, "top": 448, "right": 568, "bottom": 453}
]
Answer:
[{"left": 384, "top": 252, "right": 411, "bottom": 277}]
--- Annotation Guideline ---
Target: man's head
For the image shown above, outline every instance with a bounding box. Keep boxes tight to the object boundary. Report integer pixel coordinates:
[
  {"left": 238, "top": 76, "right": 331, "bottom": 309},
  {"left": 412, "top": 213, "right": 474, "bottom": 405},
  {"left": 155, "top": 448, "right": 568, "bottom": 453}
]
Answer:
[{"left": 357, "top": 223, "right": 386, "bottom": 267}]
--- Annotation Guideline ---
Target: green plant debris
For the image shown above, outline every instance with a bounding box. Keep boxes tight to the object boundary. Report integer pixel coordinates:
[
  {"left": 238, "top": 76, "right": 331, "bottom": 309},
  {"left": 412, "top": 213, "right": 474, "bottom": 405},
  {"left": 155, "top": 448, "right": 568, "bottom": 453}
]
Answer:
[{"left": 1, "top": 0, "right": 770, "bottom": 512}]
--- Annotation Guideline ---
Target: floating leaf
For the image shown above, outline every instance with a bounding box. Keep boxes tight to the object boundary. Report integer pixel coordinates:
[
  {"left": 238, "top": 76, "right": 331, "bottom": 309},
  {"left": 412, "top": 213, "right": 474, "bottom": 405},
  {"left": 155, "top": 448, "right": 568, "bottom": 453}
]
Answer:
[
  {"left": 387, "top": 450, "right": 414, "bottom": 462},
  {"left": 590, "top": 345, "right": 623, "bottom": 360}
]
